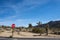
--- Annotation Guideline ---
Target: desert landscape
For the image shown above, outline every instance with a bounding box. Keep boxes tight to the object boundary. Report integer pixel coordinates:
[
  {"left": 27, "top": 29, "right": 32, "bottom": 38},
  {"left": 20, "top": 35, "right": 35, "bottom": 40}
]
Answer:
[
  {"left": 0, "top": 21, "right": 60, "bottom": 38},
  {"left": 0, "top": 29, "right": 60, "bottom": 38},
  {"left": 0, "top": 0, "right": 60, "bottom": 40}
]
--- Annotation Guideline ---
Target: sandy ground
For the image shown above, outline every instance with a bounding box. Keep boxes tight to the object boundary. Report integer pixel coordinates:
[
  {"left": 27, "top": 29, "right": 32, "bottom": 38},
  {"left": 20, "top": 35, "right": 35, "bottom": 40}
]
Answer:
[{"left": 0, "top": 30, "right": 60, "bottom": 38}]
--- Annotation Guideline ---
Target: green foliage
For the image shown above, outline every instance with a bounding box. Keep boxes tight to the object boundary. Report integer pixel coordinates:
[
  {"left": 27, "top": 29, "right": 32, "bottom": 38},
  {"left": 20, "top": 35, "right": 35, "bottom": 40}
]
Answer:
[
  {"left": 28, "top": 24, "right": 32, "bottom": 28},
  {"left": 45, "top": 24, "right": 49, "bottom": 35},
  {"left": 32, "top": 28, "right": 45, "bottom": 33},
  {"left": 37, "top": 21, "right": 42, "bottom": 25},
  {"left": 1, "top": 30, "right": 4, "bottom": 32}
]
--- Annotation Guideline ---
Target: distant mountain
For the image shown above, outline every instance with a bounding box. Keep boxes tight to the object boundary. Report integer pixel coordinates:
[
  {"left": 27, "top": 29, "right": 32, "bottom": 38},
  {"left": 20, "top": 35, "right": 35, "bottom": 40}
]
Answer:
[
  {"left": 48, "top": 20, "right": 60, "bottom": 28},
  {"left": 33, "top": 20, "right": 60, "bottom": 28}
]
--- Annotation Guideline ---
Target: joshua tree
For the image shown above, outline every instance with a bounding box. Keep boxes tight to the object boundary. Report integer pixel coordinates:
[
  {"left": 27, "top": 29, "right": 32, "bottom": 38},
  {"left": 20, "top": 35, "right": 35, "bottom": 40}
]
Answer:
[
  {"left": 45, "top": 24, "right": 49, "bottom": 36},
  {"left": 37, "top": 21, "right": 42, "bottom": 26},
  {"left": 2, "top": 25, "right": 4, "bottom": 29},
  {"left": 37, "top": 21, "right": 42, "bottom": 36},
  {"left": 28, "top": 24, "right": 32, "bottom": 28},
  {"left": 28, "top": 24, "right": 33, "bottom": 32}
]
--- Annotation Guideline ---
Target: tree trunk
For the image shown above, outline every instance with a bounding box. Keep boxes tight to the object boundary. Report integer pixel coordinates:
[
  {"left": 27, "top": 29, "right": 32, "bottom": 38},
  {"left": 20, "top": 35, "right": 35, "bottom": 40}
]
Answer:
[{"left": 12, "top": 29, "right": 14, "bottom": 37}]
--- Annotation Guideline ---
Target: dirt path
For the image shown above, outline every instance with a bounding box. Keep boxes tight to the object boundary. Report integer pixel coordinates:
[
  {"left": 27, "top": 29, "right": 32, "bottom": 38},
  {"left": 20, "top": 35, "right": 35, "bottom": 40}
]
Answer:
[{"left": 0, "top": 31, "right": 60, "bottom": 38}]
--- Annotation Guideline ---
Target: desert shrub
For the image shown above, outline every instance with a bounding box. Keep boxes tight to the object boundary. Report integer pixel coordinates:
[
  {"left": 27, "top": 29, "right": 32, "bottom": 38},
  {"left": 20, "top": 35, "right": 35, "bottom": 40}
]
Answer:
[
  {"left": 22, "top": 29, "right": 26, "bottom": 32},
  {"left": 9, "top": 36, "right": 13, "bottom": 38},
  {"left": 1, "top": 30, "right": 4, "bottom": 32},
  {"left": 51, "top": 31, "right": 60, "bottom": 35},
  {"left": 32, "top": 28, "right": 45, "bottom": 33}
]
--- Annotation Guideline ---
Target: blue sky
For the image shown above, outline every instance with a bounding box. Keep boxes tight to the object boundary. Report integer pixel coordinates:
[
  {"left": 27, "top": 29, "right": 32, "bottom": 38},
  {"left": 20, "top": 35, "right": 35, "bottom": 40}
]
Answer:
[{"left": 0, "top": 0, "right": 60, "bottom": 27}]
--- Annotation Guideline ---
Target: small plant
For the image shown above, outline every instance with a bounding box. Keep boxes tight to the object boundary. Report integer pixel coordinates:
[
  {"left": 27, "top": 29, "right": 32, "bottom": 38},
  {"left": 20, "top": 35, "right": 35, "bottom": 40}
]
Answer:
[
  {"left": 32, "top": 28, "right": 45, "bottom": 36},
  {"left": 1, "top": 30, "right": 4, "bottom": 32}
]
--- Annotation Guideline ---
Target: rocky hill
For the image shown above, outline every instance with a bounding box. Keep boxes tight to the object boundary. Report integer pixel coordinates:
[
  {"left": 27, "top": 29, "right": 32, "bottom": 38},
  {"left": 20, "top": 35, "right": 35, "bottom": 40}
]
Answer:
[{"left": 33, "top": 20, "right": 60, "bottom": 28}]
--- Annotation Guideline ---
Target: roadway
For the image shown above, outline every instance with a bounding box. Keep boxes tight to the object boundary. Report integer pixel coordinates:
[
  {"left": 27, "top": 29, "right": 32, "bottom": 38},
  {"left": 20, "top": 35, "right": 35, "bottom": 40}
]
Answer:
[{"left": 0, "top": 38, "right": 60, "bottom": 40}]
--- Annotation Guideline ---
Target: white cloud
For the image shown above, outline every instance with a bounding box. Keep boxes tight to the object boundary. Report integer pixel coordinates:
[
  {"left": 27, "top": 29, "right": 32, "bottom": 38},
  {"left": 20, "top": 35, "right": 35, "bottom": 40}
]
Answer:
[
  {"left": 0, "top": 0, "right": 51, "bottom": 17},
  {"left": 0, "top": 18, "right": 40, "bottom": 27},
  {"left": 8, "top": 0, "right": 51, "bottom": 13},
  {"left": 16, "top": 0, "right": 50, "bottom": 11}
]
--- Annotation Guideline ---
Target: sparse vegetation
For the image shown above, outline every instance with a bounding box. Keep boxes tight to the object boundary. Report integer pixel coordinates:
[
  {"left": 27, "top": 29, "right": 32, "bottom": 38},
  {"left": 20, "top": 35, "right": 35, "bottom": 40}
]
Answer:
[
  {"left": 45, "top": 24, "right": 49, "bottom": 36},
  {"left": 32, "top": 28, "right": 45, "bottom": 36},
  {"left": 0, "top": 20, "right": 60, "bottom": 37},
  {"left": 28, "top": 24, "right": 32, "bottom": 28}
]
